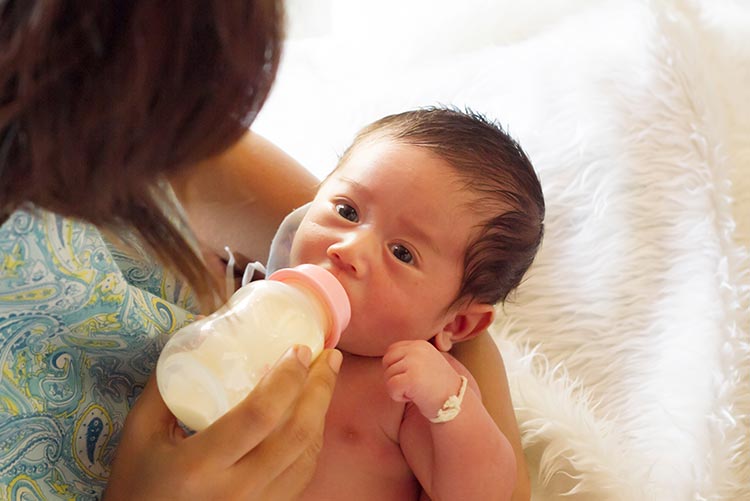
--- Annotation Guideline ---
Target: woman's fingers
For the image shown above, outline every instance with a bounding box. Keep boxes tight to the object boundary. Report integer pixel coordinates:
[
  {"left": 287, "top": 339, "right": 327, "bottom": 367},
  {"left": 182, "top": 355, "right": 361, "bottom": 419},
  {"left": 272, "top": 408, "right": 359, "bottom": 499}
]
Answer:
[
  {"left": 235, "top": 349, "right": 342, "bottom": 497},
  {"left": 107, "top": 346, "right": 341, "bottom": 500},
  {"left": 190, "top": 345, "right": 315, "bottom": 467},
  {"left": 254, "top": 441, "right": 323, "bottom": 501},
  {"left": 104, "top": 375, "right": 185, "bottom": 500},
  {"left": 125, "top": 373, "right": 182, "bottom": 437}
]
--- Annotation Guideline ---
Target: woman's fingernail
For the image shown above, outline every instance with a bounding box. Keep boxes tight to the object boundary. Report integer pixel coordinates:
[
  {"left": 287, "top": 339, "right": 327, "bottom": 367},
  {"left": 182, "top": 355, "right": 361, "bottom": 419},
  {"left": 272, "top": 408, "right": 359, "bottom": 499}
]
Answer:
[
  {"left": 327, "top": 350, "right": 343, "bottom": 373},
  {"left": 296, "top": 345, "right": 312, "bottom": 368}
]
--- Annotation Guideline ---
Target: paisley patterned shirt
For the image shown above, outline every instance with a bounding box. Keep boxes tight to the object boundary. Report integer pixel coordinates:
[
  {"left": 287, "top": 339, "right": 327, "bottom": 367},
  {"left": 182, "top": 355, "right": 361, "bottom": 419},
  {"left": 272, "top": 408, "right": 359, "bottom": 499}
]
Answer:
[{"left": 0, "top": 208, "right": 198, "bottom": 500}]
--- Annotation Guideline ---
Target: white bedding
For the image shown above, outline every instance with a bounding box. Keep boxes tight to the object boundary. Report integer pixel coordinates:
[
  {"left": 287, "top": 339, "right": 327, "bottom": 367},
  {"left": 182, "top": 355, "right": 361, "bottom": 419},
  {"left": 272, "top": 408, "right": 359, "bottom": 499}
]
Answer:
[{"left": 255, "top": 1, "right": 750, "bottom": 498}]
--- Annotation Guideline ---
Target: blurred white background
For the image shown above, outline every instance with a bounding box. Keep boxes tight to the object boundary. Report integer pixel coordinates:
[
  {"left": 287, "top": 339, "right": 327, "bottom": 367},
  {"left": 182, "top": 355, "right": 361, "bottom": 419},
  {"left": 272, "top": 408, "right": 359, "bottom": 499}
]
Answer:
[{"left": 256, "top": 0, "right": 614, "bottom": 179}]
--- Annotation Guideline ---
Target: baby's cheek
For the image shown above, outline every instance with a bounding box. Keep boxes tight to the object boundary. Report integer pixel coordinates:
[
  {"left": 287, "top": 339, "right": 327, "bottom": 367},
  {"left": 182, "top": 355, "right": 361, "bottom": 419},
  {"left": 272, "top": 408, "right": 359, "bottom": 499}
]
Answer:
[
  {"left": 291, "top": 223, "right": 328, "bottom": 264},
  {"left": 288, "top": 232, "right": 310, "bottom": 266}
]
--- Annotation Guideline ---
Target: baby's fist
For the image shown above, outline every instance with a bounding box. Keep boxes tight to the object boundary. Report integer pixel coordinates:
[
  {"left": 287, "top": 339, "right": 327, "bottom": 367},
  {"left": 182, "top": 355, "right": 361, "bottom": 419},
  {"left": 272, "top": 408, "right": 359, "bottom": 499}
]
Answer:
[{"left": 382, "top": 340, "right": 463, "bottom": 419}]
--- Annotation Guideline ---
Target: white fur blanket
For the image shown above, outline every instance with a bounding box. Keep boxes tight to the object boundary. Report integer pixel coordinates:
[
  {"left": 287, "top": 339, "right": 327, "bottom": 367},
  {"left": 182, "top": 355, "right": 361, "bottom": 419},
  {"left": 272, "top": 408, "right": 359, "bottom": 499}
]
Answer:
[{"left": 255, "top": 1, "right": 750, "bottom": 498}]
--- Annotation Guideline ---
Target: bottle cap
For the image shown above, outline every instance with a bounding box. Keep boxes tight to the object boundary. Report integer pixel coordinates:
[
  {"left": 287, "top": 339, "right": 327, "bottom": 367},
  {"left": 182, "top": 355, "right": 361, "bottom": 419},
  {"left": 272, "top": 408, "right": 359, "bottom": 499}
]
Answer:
[{"left": 268, "top": 264, "right": 351, "bottom": 348}]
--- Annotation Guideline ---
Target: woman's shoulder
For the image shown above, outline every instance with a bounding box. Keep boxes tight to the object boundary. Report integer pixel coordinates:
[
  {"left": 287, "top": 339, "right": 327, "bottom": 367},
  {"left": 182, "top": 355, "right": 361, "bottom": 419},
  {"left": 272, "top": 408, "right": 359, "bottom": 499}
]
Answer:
[
  {"left": 1, "top": 207, "right": 198, "bottom": 313},
  {"left": 0, "top": 208, "right": 106, "bottom": 311}
]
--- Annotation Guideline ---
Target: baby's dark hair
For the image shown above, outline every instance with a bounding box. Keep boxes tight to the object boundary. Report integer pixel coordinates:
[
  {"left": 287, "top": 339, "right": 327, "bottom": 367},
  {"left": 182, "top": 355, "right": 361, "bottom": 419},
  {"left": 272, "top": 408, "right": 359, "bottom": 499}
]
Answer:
[{"left": 340, "top": 107, "right": 545, "bottom": 306}]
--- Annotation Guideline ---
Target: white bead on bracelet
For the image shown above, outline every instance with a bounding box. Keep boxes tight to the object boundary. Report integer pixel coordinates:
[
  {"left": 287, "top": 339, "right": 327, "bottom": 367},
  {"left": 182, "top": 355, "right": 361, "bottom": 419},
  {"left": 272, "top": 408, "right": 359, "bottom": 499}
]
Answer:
[{"left": 429, "top": 375, "right": 469, "bottom": 424}]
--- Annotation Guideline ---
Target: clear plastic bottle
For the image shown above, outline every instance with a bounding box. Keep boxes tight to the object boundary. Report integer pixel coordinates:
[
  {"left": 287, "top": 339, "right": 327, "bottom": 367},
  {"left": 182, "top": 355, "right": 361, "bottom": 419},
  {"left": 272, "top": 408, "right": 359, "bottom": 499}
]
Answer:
[{"left": 156, "top": 264, "right": 350, "bottom": 431}]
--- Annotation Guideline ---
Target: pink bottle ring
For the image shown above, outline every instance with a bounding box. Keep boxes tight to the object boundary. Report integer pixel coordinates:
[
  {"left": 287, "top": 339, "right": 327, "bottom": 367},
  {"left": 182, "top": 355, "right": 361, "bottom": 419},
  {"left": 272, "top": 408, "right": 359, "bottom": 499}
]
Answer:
[{"left": 268, "top": 264, "right": 351, "bottom": 348}]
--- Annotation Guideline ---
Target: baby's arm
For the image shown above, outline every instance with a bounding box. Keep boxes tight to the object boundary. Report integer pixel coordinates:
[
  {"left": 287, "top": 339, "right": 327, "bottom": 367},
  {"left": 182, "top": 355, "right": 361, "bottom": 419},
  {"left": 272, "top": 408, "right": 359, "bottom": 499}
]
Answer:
[
  {"left": 451, "top": 333, "right": 530, "bottom": 500},
  {"left": 383, "top": 340, "right": 517, "bottom": 501}
]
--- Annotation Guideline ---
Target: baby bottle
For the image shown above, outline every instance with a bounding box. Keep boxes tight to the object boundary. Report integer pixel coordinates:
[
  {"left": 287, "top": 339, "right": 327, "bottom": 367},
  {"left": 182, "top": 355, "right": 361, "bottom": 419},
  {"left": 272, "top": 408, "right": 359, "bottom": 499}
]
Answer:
[{"left": 156, "top": 264, "right": 350, "bottom": 431}]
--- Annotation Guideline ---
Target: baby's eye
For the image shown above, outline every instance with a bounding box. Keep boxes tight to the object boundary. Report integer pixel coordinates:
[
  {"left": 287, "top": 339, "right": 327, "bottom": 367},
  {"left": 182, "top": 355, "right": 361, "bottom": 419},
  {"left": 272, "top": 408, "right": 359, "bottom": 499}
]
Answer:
[
  {"left": 391, "top": 244, "right": 414, "bottom": 264},
  {"left": 336, "top": 203, "right": 359, "bottom": 222}
]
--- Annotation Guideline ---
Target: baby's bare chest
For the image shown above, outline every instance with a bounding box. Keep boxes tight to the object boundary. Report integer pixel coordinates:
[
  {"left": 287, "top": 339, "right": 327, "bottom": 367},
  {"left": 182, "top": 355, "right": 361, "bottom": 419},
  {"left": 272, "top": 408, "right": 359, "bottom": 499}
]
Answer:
[{"left": 299, "top": 356, "right": 421, "bottom": 501}]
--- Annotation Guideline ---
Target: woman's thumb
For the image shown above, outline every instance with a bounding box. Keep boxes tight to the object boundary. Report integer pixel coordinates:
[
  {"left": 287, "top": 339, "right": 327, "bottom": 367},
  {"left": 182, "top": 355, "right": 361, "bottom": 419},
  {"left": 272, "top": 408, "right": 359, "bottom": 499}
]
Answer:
[{"left": 125, "top": 373, "right": 181, "bottom": 434}]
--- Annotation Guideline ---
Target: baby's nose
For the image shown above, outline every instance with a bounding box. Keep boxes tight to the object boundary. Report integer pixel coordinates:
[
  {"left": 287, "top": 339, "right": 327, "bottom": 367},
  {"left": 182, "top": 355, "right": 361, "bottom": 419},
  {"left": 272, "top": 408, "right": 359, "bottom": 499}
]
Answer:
[{"left": 327, "top": 233, "right": 372, "bottom": 276}]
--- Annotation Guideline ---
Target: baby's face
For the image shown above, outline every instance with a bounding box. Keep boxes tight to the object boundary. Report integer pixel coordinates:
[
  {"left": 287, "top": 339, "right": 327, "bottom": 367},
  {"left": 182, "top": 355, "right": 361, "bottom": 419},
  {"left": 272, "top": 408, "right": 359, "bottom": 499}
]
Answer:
[{"left": 290, "top": 140, "right": 479, "bottom": 356}]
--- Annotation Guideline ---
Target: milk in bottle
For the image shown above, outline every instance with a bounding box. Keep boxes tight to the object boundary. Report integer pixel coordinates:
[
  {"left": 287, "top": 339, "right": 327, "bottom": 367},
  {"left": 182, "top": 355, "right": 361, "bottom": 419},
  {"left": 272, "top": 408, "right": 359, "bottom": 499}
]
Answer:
[{"left": 156, "top": 264, "right": 350, "bottom": 431}]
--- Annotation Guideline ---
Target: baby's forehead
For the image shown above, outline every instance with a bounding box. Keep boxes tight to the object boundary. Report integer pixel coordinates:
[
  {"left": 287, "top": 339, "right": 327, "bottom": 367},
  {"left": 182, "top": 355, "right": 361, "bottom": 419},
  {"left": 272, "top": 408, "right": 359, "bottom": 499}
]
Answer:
[
  {"left": 327, "top": 143, "right": 488, "bottom": 213},
  {"left": 338, "top": 135, "right": 437, "bottom": 164},
  {"left": 334, "top": 138, "right": 457, "bottom": 176}
]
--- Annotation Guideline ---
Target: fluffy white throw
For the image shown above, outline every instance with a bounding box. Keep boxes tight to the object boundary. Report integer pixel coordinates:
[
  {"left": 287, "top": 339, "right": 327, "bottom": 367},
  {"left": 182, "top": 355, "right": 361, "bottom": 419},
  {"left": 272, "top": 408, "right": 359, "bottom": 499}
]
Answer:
[{"left": 255, "top": 1, "right": 750, "bottom": 498}]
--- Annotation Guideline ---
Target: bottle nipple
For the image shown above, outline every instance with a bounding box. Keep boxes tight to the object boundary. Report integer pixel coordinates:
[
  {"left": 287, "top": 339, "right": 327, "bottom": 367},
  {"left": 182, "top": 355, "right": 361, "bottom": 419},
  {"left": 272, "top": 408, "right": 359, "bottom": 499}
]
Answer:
[{"left": 268, "top": 264, "right": 350, "bottom": 347}]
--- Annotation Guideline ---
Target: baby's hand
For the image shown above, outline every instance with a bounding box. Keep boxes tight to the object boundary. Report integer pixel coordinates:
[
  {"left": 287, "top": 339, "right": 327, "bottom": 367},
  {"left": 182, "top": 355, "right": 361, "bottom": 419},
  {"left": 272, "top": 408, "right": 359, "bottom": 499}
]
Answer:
[{"left": 382, "top": 340, "right": 464, "bottom": 420}]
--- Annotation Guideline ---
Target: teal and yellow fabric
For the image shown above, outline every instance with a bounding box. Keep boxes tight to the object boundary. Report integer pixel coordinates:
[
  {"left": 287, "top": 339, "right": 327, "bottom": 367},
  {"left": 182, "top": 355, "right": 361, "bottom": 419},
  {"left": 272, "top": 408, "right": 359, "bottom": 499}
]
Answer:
[{"left": 0, "top": 208, "right": 198, "bottom": 500}]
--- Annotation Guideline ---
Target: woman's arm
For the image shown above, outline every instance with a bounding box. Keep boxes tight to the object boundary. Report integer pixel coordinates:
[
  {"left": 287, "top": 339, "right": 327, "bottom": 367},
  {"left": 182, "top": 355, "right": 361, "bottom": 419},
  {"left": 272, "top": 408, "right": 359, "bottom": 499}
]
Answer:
[
  {"left": 170, "top": 130, "right": 319, "bottom": 283},
  {"left": 451, "top": 332, "right": 531, "bottom": 501}
]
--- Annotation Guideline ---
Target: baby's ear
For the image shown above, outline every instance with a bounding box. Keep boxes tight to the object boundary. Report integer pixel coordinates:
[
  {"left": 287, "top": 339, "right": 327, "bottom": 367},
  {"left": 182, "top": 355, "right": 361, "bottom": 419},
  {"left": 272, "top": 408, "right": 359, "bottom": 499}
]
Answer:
[{"left": 433, "top": 303, "right": 495, "bottom": 352}]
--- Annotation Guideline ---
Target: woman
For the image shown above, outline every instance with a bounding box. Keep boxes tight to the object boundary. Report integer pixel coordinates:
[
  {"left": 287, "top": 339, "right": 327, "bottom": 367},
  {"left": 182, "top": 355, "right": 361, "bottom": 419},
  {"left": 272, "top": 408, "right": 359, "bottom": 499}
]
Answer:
[{"left": 0, "top": 1, "right": 528, "bottom": 499}]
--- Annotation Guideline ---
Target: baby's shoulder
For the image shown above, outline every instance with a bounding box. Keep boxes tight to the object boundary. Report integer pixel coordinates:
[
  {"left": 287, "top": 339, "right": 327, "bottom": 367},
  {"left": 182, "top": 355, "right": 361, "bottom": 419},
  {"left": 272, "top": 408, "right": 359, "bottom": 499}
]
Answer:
[{"left": 441, "top": 351, "right": 471, "bottom": 375}]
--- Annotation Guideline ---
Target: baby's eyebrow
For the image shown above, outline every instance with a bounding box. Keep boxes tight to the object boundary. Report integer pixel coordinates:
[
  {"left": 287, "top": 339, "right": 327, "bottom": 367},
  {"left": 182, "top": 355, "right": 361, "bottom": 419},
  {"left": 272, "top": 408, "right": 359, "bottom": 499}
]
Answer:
[
  {"left": 398, "top": 215, "right": 441, "bottom": 256},
  {"left": 338, "top": 176, "right": 366, "bottom": 192},
  {"left": 331, "top": 177, "right": 375, "bottom": 206}
]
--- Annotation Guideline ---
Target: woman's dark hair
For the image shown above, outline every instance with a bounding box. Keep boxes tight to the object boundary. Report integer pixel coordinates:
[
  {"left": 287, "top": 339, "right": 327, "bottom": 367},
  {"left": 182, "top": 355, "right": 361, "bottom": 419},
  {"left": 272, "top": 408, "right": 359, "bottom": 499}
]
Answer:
[
  {"left": 340, "top": 107, "right": 545, "bottom": 306},
  {"left": 0, "top": 0, "right": 283, "bottom": 306}
]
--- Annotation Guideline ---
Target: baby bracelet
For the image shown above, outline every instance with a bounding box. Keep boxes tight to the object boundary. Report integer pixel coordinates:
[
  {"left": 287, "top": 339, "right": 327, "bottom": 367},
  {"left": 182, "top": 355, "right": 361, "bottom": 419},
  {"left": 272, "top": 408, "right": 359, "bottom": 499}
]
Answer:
[{"left": 429, "top": 375, "right": 469, "bottom": 424}]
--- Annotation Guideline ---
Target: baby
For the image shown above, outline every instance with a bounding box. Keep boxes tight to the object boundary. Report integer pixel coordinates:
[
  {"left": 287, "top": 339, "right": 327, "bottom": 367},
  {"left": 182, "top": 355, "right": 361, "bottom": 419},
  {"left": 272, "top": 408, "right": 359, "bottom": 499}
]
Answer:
[{"left": 268, "top": 107, "right": 545, "bottom": 500}]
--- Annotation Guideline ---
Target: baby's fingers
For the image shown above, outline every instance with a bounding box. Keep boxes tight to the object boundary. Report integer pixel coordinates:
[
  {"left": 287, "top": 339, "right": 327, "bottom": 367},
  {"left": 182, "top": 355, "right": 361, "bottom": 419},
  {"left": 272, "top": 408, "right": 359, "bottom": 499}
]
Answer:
[
  {"left": 381, "top": 340, "right": 416, "bottom": 369},
  {"left": 384, "top": 371, "right": 414, "bottom": 403}
]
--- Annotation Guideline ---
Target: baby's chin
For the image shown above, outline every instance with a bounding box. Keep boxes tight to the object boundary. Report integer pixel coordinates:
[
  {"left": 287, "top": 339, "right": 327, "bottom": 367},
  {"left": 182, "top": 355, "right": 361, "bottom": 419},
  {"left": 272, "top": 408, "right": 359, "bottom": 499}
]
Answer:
[{"left": 333, "top": 332, "right": 388, "bottom": 358}]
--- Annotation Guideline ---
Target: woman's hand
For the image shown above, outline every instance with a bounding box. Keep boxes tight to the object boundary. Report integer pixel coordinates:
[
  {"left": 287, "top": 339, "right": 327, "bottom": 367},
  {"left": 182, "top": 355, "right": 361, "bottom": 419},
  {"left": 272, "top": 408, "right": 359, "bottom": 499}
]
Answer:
[{"left": 104, "top": 346, "right": 342, "bottom": 500}]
